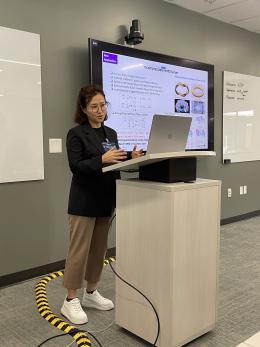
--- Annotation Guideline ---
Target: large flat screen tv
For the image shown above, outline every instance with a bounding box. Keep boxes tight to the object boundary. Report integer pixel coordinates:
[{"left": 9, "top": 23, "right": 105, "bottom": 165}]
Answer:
[{"left": 89, "top": 38, "right": 214, "bottom": 151}]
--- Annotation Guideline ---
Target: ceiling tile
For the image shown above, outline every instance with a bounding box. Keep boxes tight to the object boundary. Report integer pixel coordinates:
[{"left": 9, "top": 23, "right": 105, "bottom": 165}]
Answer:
[
  {"left": 162, "top": 0, "right": 260, "bottom": 35},
  {"left": 164, "top": 0, "right": 247, "bottom": 13},
  {"left": 201, "top": 0, "right": 260, "bottom": 22},
  {"left": 233, "top": 15, "right": 260, "bottom": 31}
]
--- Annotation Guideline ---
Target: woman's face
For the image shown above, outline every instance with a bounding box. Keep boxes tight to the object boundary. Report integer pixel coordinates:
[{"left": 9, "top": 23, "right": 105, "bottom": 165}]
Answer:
[{"left": 84, "top": 93, "right": 107, "bottom": 128}]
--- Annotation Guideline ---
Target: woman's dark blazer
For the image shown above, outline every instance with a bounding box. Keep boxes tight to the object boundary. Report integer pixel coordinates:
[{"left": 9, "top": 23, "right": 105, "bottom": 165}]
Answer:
[{"left": 67, "top": 121, "right": 119, "bottom": 217}]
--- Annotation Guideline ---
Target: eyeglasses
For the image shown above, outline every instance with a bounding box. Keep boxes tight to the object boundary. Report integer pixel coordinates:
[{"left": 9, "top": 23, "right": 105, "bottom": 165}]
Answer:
[{"left": 89, "top": 102, "right": 107, "bottom": 113}]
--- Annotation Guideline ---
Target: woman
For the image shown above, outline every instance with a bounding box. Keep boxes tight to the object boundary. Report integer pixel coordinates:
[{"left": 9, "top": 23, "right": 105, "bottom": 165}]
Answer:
[{"left": 61, "top": 85, "right": 143, "bottom": 324}]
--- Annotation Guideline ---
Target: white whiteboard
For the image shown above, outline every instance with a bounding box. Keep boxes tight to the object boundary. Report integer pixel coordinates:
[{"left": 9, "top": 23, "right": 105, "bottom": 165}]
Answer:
[
  {"left": 223, "top": 71, "right": 260, "bottom": 163},
  {"left": 0, "top": 26, "right": 44, "bottom": 183}
]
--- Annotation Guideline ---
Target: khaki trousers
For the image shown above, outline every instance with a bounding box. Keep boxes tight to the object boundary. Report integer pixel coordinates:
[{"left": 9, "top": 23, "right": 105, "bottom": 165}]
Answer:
[{"left": 63, "top": 214, "right": 113, "bottom": 290}]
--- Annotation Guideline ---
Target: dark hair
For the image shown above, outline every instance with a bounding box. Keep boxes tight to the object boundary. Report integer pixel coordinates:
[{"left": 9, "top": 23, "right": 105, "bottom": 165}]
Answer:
[{"left": 74, "top": 85, "right": 107, "bottom": 124}]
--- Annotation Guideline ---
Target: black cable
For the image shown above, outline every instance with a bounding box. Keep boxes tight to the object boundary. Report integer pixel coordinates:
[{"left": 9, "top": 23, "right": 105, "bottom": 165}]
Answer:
[
  {"left": 37, "top": 213, "right": 159, "bottom": 347},
  {"left": 87, "top": 331, "right": 103, "bottom": 347},
  {"left": 108, "top": 212, "right": 116, "bottom": 231},
  {"left": 108, "top": 259, "right": 160, "bottom": 346},
  {"left": 37, "top": 214, "right": 116, "bottom": 347},
  {"left": 37, "top": 333, "right": 68, "bottom": 347},
  {"left": 107, "top": 213, "right": 160, "bottom": 344},
  {"left": 36, "top": 329, "right": 103, "bottom": 347}
]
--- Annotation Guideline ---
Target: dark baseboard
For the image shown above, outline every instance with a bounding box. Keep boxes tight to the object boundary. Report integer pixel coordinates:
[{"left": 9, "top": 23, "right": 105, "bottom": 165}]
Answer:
[
  {"left": 221, "top": 210, "right": 260, "bottom": 225},
  {"left": 0, "top": 247, "right": 116, "bottom": 288},
  {"left": 1, "top": 207, "right": 260, "bottom": 289},
  {"left": 0, "top": 260, "right": 66, "bottom": 288},
  {"left": 2, "top": 208, "right": 260, "bottom": 288}
]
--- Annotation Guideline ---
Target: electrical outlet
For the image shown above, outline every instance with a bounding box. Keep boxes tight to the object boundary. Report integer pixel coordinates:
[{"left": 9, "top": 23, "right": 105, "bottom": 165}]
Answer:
[
  {"left": 240, "top": 186, "right": 244, "bottom": 195},
  {"left": 243, "top": 185, "right": 247, "bottom": 194},
  {"left": 227, "top": 188, "right": 232, "bottom": 198}
]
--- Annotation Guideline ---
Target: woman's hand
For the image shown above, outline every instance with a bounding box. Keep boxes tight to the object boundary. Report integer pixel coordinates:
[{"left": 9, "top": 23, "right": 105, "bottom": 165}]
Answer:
[
  {"left": 102, "top": 148, "right": 127, "bottom": 164},
  {"left": 131, "top": 145, "right": 144, "bottom": 159}
]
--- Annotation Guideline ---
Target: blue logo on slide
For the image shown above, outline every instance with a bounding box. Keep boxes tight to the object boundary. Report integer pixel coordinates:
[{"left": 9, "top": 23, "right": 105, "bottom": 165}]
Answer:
[{"left": 103, "top": 52, "right": 118, "bottom": 64}]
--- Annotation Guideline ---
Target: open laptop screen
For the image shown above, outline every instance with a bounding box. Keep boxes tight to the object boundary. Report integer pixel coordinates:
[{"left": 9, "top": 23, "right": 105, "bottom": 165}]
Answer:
[{"left": 146, "top": 115, "right": 192, "bottom": 154}]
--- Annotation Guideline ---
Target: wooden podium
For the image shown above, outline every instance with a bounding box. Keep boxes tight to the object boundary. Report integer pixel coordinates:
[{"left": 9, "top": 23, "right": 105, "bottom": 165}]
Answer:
[{"left": 103, "top": 151, "right": 221, "bottom": 347}]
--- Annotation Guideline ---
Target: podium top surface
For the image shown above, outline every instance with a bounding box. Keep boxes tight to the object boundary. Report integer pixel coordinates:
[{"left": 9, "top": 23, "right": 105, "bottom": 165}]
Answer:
[{"left": 102, "top": 151, "right": 216, "bottom": 172}]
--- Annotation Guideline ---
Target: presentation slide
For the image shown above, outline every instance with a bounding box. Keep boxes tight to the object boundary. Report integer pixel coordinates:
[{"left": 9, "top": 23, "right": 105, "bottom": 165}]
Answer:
[{"left": 102, "top": 51, "right": 208, "bottom": 151}]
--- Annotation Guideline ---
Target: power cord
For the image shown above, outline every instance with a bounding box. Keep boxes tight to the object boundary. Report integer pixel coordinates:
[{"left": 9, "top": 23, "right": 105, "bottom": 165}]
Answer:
[
  {"left": 37, "top": 216, "right": 116, "bottom": 347},
  {"left": 37, "top": 329, "right": 103, "bottom": 347},
  {"left": 88, "top": 319, "right": 115, "bottom": 334},
  {"left": 65, "top": 338, "right": 76, "bottom": 347},
  {"left": 108, "top": 213, "right": 160, "bottom": 345},
  {"left": 108, "top": 259, "right": 160, "bottom": 346},
  {"left": 36, "top": 258, "right": 160, "bottom": 347},
  {"left": 36, "top": 318, "right": 115, "bottom": 346},
  {"left": 37, "top": 213, "right": 160, "bottom": 346},
  {"left": 37, "top": 332, "right": 69, "bottom": 347},
  {"left": 84, "top": 332, "right": 103, "bottom": 347},
  {"left": 108, "top": 212, "right": 116, "bottom": 231},
  {"left": 64, "top": 321, "right": 116, "bottom": 346}
]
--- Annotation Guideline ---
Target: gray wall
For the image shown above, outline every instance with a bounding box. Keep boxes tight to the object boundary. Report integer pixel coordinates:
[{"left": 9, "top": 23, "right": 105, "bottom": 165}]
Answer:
[{"left": 1, "top": 0, "right": 260, "bottom": 276}]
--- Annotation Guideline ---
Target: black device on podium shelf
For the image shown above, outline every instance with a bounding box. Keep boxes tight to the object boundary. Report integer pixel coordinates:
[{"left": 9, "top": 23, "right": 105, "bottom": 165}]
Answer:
[{"left": 139, "top": 157, "right": 197, "bottom": 183}]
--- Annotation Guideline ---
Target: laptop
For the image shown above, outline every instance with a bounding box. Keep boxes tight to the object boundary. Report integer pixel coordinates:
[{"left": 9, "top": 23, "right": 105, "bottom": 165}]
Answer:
[{"left": 146, "top": 115, "right": 192, "bottom": 154}]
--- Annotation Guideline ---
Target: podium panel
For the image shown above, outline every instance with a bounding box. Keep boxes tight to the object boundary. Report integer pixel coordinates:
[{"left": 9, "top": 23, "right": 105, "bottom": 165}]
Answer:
[{"left": 115, "top": 178, "right": 221, "bottom": 347}]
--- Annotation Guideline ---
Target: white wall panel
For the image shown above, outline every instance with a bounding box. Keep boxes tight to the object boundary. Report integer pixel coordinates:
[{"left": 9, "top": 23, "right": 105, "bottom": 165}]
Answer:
[
  {"left": 223, "top": 71, "right": 260, "bottom": 163},
  {"left": 0, "top": 26, "right": 44, "bottom": 183}
]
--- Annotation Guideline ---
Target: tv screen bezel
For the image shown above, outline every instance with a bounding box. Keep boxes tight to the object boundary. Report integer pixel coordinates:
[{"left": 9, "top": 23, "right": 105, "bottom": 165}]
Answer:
[{"left": 89, "top": 38, "right": 214, "bottom": 151}]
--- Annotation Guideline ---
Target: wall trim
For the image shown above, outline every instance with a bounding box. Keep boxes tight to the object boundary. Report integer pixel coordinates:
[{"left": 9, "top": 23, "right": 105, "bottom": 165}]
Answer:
[
  {"left": 220, "top": 210, "right": 260, "bottom": 225},
  {"left": 0, "top": 247, "right": 116, "bottom": 288},
  {"left": 1, "top": 206, "right": 260, "bottom": 289}
]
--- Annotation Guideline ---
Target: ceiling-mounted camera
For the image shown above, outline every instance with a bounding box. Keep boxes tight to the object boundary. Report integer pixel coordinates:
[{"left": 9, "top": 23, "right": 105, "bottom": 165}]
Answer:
[{"left": 125, "top": 19, "right": 144, "bottom": 45}]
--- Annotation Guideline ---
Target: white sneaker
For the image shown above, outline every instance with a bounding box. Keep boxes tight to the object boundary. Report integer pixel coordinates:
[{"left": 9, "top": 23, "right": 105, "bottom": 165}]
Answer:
[
  {"left": 61, "top": 297, "right": 88, "bottom": 325},
  {"left": 82, "top": 289, "right": 114, "bottom": 311}
]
